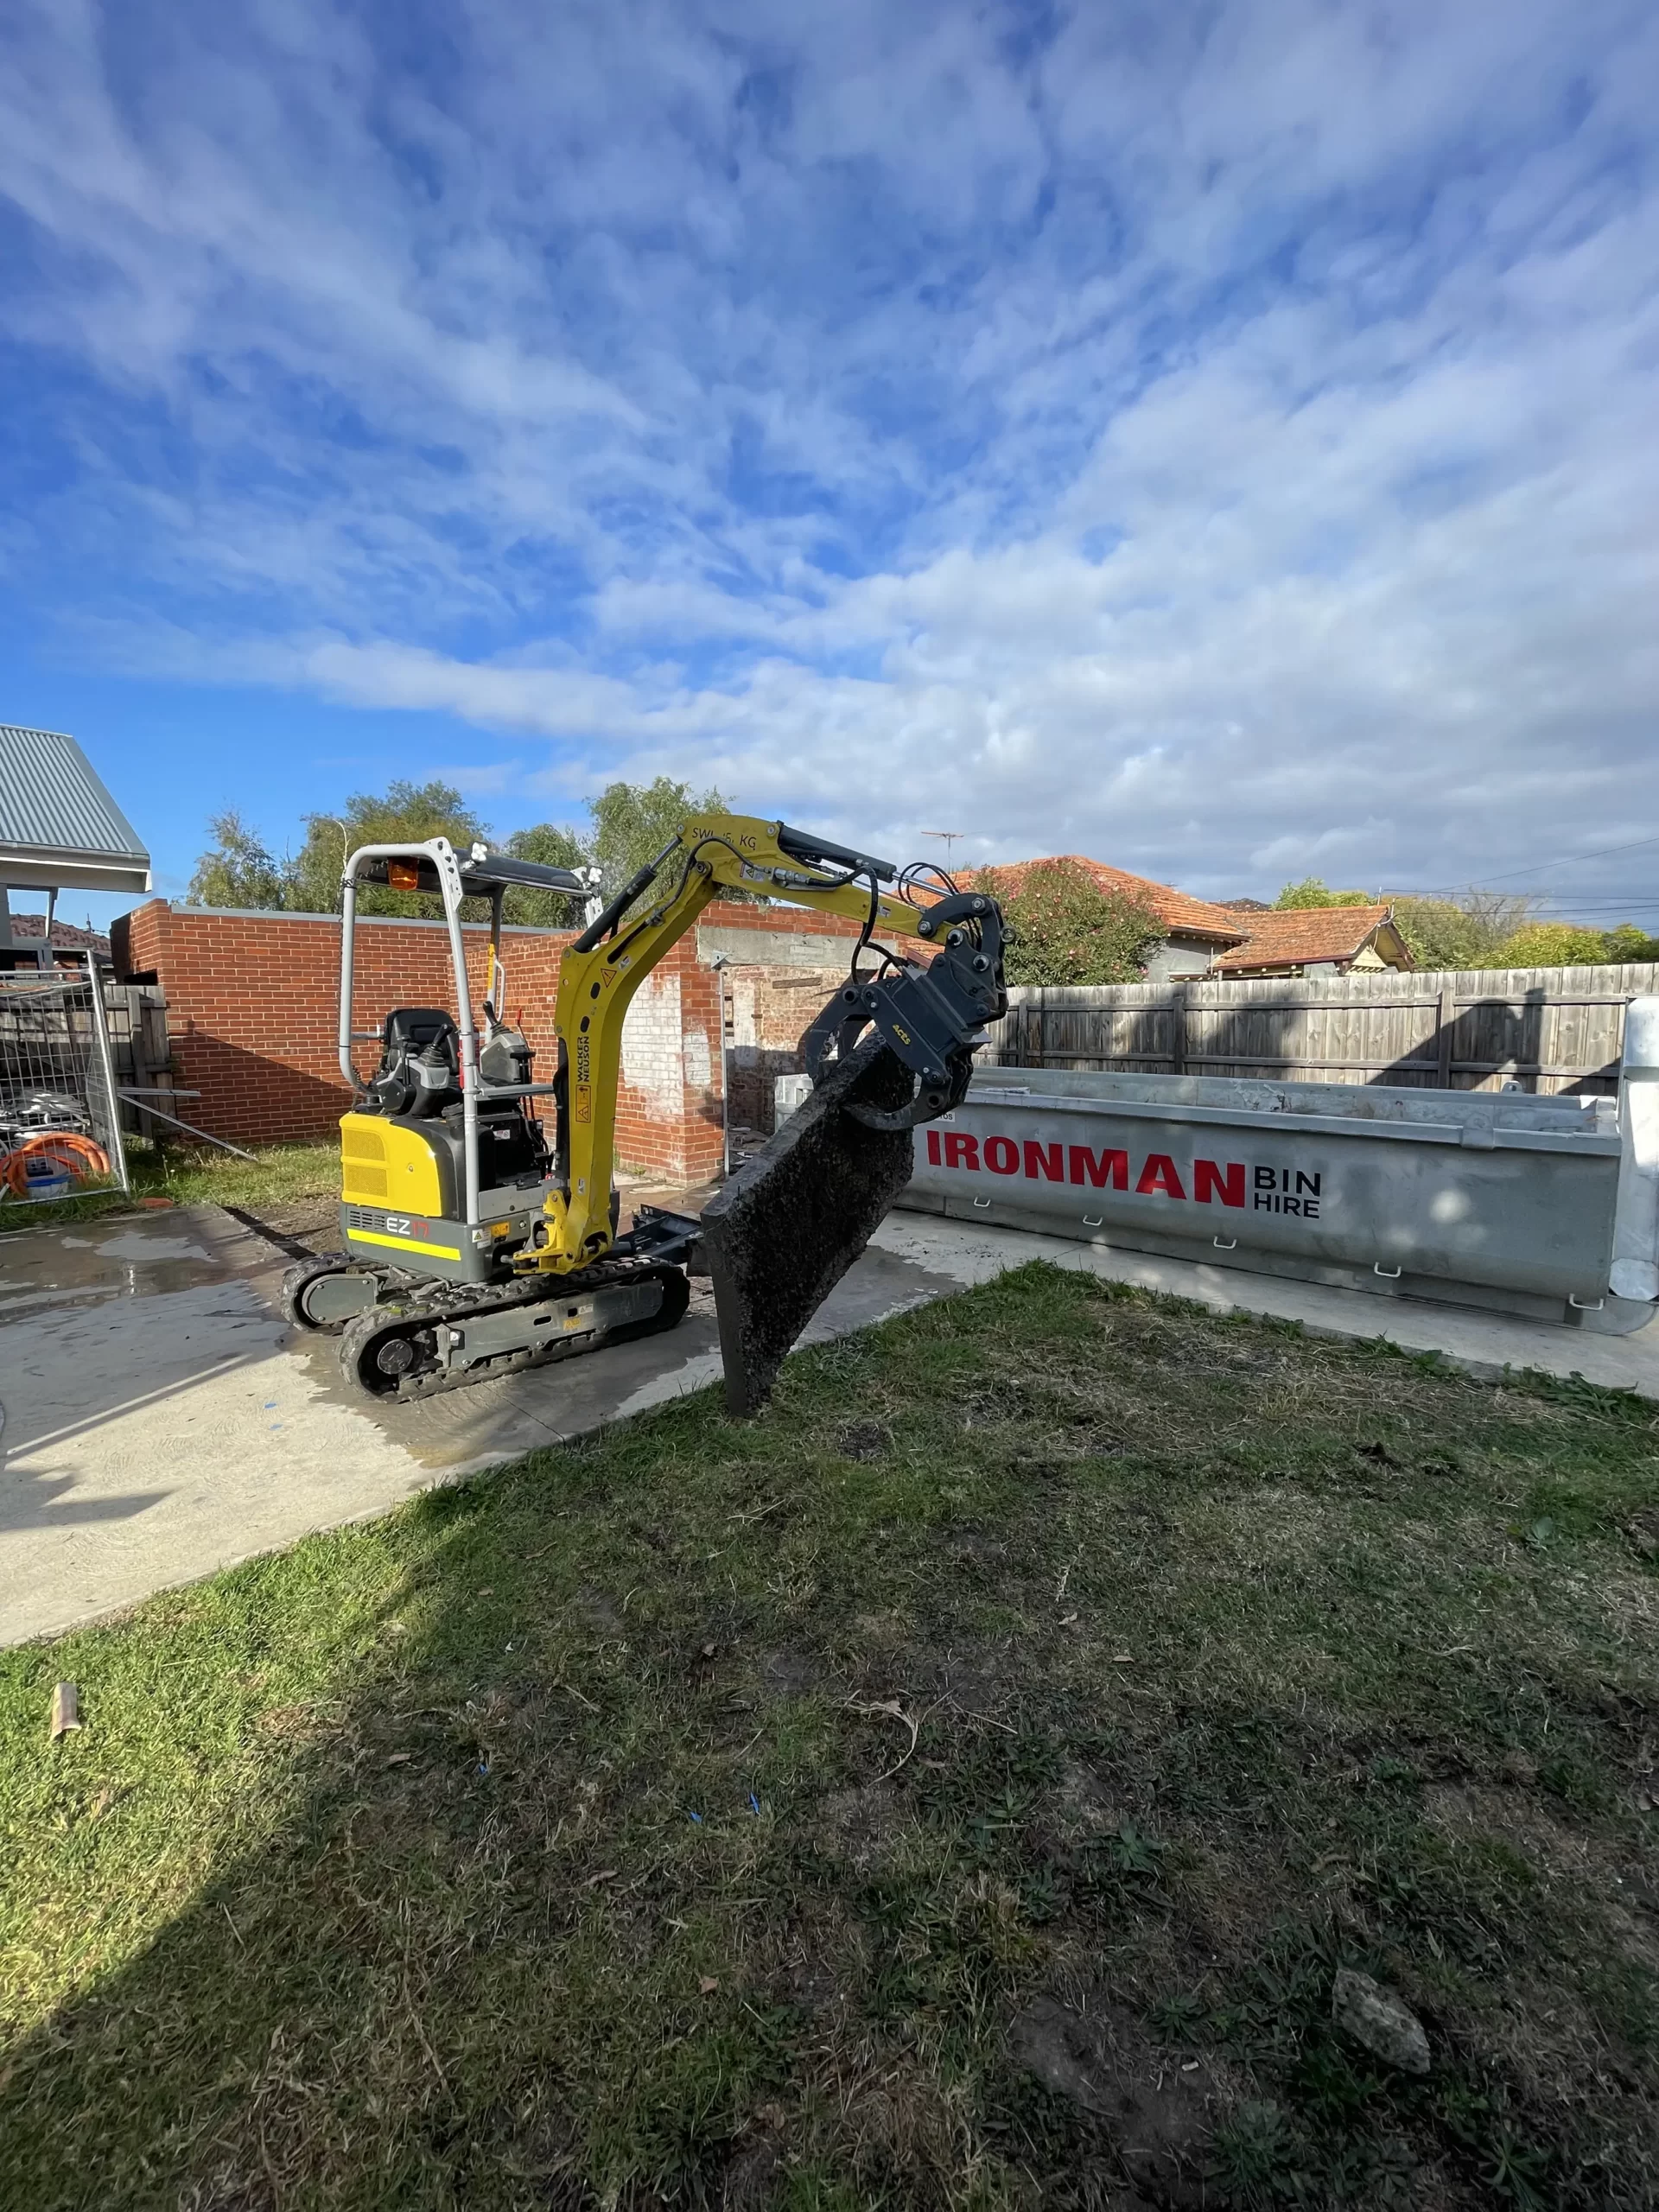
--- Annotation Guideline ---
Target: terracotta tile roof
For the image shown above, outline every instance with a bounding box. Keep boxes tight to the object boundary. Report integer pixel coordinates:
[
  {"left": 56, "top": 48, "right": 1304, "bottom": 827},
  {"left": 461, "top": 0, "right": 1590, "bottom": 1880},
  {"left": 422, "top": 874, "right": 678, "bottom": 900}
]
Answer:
[
  {"left": 980, "top": 857, "right": 1247, "bottom": 944},
  {"left": 1210, "top": 904, "right": 1400, "bottom": 973},
  {"left": 4, "top": 912, "right": 111, "bottom": 951}
]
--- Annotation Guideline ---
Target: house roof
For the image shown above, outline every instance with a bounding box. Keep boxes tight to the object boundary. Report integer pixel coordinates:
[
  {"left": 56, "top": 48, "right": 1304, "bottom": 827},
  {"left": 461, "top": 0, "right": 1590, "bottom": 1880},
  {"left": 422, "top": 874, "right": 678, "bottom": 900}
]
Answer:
[
  {"left": 982, "top": 857, "right": 1412, "bottom": 973},
  {"left": 0, "top": 725, "right": 151, "bottom": 894},
  {"left": 2, "top": 911, "right": 111, "bottom": 954},
  {"left": 1209, "top": 904, "right": 1402, "bottom": 974},
  {"left": 981, "top": 857, "right": 1247, "bottom": 944}
]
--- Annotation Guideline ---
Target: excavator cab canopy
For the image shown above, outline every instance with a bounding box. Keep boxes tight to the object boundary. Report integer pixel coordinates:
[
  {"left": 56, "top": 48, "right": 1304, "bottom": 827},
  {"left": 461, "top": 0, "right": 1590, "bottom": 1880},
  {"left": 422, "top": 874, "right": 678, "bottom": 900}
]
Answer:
[{"left": 352, "top": 847, "right": 588, "bottom": 903}]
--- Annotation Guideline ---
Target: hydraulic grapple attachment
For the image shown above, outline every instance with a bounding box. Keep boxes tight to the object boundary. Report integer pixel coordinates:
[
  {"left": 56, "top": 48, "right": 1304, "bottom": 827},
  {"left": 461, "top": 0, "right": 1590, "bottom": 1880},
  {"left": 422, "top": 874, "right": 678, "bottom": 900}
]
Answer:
[
  {"left": 798, "top": 891, "right": 1007, "bottom": 1130},
  {"left": 707, "top": 890, "right": 1007, "bottom": 1412}
]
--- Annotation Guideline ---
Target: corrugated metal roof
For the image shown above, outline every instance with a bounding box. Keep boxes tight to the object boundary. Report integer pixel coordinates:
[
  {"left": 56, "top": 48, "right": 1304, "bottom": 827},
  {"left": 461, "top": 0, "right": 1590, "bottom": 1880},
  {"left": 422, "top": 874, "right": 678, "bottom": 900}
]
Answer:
[{"left": 0, "top": 725, "right": 149, "bottom": 865}]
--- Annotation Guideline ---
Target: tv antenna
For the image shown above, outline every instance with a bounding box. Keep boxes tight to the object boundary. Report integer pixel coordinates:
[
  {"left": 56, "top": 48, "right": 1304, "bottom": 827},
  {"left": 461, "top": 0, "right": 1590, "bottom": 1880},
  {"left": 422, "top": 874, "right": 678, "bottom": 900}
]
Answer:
[{"left": 922, "top": 830, "right": 966, "bottom": 861}]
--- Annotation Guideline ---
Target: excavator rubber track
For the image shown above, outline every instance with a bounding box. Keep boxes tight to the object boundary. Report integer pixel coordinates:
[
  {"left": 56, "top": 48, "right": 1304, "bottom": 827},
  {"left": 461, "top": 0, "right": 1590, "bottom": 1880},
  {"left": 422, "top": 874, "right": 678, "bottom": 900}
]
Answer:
[{"left": 336, "top": 1259, "right": 690, "bottom": 1401}]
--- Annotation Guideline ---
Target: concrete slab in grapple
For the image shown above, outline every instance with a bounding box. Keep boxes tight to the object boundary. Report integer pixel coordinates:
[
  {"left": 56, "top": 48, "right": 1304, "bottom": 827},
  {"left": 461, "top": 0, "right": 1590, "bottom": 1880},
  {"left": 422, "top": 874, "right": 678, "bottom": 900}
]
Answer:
[{"left": 702, "top": 1039, "right": 915, "bottom": 1414}]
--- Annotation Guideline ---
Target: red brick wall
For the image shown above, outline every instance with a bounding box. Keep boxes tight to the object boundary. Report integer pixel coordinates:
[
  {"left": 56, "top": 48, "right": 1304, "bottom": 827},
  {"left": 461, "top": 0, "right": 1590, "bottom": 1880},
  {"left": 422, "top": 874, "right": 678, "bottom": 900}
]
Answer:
[
  {"left": 721, "top": 965, "right": 848, "bottom": 1134},
  {"left": 116, "top": 902, "right": 572, "bottom": 1151},
  {"left": 112, "top": 895, "right": 910, "bottom": 1180}
]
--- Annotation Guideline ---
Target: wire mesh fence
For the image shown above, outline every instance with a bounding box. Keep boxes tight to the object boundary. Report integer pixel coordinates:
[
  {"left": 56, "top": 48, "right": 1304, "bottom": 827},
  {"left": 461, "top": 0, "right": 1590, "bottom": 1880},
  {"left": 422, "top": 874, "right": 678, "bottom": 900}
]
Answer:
[{"left": 0, "top": 962, "right": 130, "bottom": 1204}]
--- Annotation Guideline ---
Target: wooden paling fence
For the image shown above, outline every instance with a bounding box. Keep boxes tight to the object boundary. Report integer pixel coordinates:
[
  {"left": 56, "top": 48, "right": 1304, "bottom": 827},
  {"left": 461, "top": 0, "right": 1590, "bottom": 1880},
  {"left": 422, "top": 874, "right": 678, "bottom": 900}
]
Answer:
[
  {"left": 102, "top": 982, "right": 178, "bottom": 1135},
  {"left": 984, "top": 963, "right": 1659, "bottom": 1096}
]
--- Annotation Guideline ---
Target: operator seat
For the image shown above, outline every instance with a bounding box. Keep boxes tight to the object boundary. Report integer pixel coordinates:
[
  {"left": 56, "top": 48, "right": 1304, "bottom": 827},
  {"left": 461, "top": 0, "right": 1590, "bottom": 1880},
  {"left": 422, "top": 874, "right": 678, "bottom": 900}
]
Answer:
[
  {"left": 365, "top": 1008, "right": 461, "bottom": 1120},
  {"left": 364, "top": 1005, "right": 548, "bottom": 1207}
]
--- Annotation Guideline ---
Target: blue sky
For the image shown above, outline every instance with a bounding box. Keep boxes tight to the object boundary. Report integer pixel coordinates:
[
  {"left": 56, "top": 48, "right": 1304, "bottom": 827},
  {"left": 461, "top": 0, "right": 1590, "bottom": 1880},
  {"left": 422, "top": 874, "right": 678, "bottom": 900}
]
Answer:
[{"left": 3, "top": 0, "right": 1657, "bottom": 926}]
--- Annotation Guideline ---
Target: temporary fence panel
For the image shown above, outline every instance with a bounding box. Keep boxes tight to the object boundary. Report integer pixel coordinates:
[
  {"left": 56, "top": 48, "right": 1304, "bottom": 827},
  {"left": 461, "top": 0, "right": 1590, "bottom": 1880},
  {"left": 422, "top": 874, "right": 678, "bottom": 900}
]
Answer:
[
  {"left": 0, "top": 963, "right": 130, "bottom": 1202},
  {"left": 901, "top": 1058, "right": 1651, "bottom": 1331},
  {"left": 985, "top": 963, "right": 1659, "bottom": 1096}
]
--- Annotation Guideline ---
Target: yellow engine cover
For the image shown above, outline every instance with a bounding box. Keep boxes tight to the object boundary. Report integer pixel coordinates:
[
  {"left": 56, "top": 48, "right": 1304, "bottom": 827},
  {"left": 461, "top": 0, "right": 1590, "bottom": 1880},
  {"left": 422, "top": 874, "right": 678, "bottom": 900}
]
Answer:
[{"left": 340, "top": 1112, "right": 446, "bottom": 1214}]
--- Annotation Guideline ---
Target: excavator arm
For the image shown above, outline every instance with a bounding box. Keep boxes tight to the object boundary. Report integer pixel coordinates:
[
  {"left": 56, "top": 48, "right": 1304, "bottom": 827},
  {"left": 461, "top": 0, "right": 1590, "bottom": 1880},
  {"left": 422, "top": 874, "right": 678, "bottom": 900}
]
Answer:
[{"left": 530, "top": 813, "right": 1007, "bottom": 1274}]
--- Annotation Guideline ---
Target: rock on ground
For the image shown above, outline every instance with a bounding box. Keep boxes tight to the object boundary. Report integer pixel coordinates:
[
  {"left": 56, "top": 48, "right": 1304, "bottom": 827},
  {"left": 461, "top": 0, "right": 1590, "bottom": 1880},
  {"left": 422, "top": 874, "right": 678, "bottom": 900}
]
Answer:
[{"left": 1332, "top": 1967, "right": 1431, "bottom": 2075}]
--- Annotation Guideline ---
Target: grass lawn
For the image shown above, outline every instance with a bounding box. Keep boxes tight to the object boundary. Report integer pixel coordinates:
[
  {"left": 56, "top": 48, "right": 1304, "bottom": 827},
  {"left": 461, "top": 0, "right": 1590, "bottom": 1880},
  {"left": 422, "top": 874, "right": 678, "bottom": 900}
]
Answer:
[
  {"left": 128, "top": 1138, "right": 341, "bottom": 1212},
  {"left": 2, "top": 1267, "right": 1655, "bottom": 2209},
  {"left": 0, "top": 1139, "right": 340, "bottom": 1230}
]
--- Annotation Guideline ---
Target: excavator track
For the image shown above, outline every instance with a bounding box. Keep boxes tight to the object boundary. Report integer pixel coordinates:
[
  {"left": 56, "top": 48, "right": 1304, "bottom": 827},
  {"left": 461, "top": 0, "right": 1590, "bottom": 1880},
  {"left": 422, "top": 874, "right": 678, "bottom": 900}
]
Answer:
[{"left": 336, "top": 1258, "right": 690, "bottom": 1401}]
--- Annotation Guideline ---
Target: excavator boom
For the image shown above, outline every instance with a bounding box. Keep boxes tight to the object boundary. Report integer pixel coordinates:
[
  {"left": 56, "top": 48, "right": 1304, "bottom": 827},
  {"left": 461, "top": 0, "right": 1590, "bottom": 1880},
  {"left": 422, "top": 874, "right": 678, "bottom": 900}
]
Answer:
[{"left": 531, "top": 814, "right": 1006, "bottom": 1278}]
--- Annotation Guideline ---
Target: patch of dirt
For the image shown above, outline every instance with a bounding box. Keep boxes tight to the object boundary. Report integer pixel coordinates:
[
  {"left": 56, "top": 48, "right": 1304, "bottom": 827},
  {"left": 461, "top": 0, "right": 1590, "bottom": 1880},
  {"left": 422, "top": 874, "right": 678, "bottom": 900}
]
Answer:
[
  {"left": 920, "top": 1655, "right": 1011, "bottom": 1724},
  {"left": 1423, "top": 1783, "right": 1659, "bottom": 1973},
  {"left": 771, "top": 1906, "right": 859, "bottom": 2017},
  {"left": 1050, "top": 1758, "right": 1124, "bottom": 1840},
  {"left": 759, "top": 1647, "right": 818, "bottom": 1697},
  {"left": 961, "top": 1382, "right": 1037, "bottom": 1428},
  {"left": 719, "top": 2130, "right": 781, "bottom": 2209},
  {"left": 1424, "top": 1781, "right": 1594, "bottom": 1877},
  {"left": 836, "top": 1420, "right": 890, "bottom": 1460},
  {"left": 1008, "top": 1993, "right": 1218, "bottom": 2206},
  {"left": 228, "top": 1198, "right": 339, "bottom": 1254},
  {"left": 781, "top": 1957, "right": 847, "bottom": 2017},
  {"left": 945, "top": 1529, "right": 1008, "bottom": 1570},
  {"left": 568, "top": 1587, "right": 625, "bottom": 1637},
  {"left": 815, "top": 1782, "right": 903, "bottom": 1874},
  {"left": 847, "top": 1611, "right": 912, "bottom": 1656}
]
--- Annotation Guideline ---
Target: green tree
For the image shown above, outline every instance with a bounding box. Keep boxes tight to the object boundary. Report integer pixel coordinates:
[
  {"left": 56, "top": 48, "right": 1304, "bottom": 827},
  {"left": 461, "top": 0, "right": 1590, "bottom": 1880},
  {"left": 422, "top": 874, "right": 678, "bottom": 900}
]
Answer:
[
  {"left": 1498, "top": 922, "right": 1614, "bottom": 969},
  {"left": 501, "top": 822, "right": 590, "bottom": 928},
  {"left": 186, "top": 775, "right": 766, "bottom": 930},
  {"left": 1604, "top": 924, "right": 1659, "bottom": 964},
  {"left": 981, "top": 859, "right": 1164, "bottom": 986},
  {"left": 286, "top": 779, "right": 493, "bottom": 917},
  {"left": 1273, "top": 877, "right": 1373, "bottom": 909},
  {"left": 588, "top": 776, "right": 731, "bottom": 896},
  {"left": 1388, "top": 895, "right": 1510, "bottom": 971},
  {"left": 187, "top": 810, "right": 288, "bottom": 911}
]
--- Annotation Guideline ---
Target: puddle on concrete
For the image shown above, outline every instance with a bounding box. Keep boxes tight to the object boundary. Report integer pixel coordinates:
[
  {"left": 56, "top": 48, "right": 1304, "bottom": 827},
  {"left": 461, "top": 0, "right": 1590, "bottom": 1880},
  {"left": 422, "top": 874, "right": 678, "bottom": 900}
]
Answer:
[
  {"left": 0, "top": 1217, "right": 229, "bottom": 1313},
  {"left": 92, "top": 1230, "right": 213, "bottom": 1264}
]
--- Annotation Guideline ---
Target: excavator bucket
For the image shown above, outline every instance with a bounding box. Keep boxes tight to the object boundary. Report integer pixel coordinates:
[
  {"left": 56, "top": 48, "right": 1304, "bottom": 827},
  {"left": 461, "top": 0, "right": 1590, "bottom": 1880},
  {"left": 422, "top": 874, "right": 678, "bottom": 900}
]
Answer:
[{"left": 702, "top": 1038, "right": 917, "bottom": 1415}]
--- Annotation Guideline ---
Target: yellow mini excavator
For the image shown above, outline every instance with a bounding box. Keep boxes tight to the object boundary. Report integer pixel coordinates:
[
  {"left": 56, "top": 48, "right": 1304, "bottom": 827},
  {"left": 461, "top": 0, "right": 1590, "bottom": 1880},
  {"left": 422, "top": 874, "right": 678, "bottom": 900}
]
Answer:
[{"left": 283, "top": 812, "right": 1006, "bottom": 1405}]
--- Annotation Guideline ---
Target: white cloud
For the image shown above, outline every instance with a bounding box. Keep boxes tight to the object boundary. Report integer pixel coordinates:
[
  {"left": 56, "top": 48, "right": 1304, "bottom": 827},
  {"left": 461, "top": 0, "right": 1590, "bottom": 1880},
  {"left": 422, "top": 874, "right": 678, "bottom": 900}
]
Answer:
[{"left": 2, "top": 0, "right": 1657, "bottom": 907}]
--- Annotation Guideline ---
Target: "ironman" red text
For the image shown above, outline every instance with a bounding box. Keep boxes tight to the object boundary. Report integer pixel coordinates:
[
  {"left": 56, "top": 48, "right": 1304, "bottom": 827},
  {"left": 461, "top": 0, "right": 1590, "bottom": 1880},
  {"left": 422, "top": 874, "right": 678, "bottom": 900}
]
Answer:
[{"left": 924, "top": 1130, "right": 1245, "bottom": 1206}]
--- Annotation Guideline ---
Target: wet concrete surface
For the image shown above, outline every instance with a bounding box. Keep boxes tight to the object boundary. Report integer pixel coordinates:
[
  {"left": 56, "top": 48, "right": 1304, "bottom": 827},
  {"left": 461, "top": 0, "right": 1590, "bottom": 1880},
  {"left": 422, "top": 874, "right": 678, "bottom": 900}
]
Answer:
[
  {"left": 0, "top": 1201, "right": 964, "bottom": 1647},
  {"left": 0, "top": 1209, "right": 428, "bottom": 1646}
]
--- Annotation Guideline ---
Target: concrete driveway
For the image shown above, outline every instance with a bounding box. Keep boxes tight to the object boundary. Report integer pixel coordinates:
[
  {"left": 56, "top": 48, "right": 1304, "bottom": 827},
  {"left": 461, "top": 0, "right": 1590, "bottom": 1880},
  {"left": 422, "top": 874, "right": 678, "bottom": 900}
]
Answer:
[
  {"left": 0, "top": 1205, "right": 966, "bottom": 1646},
  {"left": 6, "top": 1198, "right": 1659, "bottom": 1649}
]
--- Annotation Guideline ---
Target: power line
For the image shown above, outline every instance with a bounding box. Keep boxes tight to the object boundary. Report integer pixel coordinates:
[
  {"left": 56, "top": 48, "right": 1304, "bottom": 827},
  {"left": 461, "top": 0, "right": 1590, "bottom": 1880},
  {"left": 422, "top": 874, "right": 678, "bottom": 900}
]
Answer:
[
  {"left": 1408, "top": 829, "right": 1659, "bottom": 897},
  {"left": 1383, "top": 892, "right": 1659, "bottom": 911}
]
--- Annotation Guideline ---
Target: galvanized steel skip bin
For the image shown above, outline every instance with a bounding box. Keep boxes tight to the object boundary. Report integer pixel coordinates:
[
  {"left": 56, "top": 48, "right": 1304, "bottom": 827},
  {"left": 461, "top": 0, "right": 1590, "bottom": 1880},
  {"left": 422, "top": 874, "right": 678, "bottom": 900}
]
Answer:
[{"left": 899, "top": 1065, "right": 1631, "bottom": 1323}]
